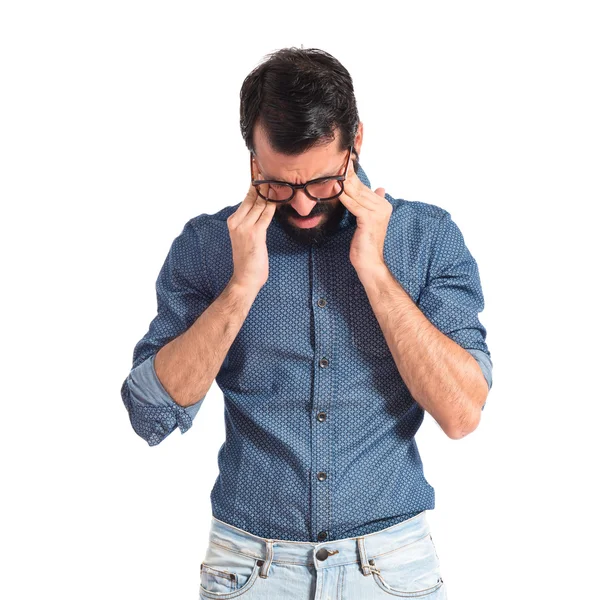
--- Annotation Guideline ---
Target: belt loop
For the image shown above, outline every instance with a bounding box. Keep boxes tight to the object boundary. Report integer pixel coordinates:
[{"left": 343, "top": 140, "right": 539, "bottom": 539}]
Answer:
[
  {"left": 356, "top": 536, "right": 372, "bottom": 576},
  {"left": 259, "top": 539, "right": 274, "bottom": 578}
]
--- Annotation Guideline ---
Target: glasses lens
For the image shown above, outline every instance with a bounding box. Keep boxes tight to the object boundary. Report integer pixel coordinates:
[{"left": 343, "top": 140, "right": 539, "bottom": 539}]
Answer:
[
  {"left": 255, "top": 180, "right": 343, "bottom": 202},
  {"left": 306, "top": 179, "right": 343, "bottom": 200},
  {"left": 256, "top": 182, "right": 294, "bottom": 202},
  {"left": 269, "top": 183, "right": 295, "bottom": 201}
]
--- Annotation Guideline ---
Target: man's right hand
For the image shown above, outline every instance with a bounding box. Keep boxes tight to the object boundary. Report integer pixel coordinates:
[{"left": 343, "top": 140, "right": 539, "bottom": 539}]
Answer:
[{"left": 227, "top": 175, "right": 277, "bottom": 293}]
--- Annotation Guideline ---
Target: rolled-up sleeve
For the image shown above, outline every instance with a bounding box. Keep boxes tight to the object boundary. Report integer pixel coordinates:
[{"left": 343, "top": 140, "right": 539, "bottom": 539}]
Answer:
[
  {"left": 418, "top": 212, "right": 493, "bottom": 409},
  {"left": 120, "top": 217, "right": 214, "bottom": 445}
]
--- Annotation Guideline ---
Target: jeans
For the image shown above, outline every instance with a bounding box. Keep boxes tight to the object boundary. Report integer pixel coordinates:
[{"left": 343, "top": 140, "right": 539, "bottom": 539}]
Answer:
[{"left": 199, "top": 510, "right": 447, "bottom": 599}]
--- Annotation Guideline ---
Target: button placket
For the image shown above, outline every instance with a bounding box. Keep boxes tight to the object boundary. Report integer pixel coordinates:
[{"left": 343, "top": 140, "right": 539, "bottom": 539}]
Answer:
[{"left": 310, "top": 246, "right": 336, "bottom": 544}]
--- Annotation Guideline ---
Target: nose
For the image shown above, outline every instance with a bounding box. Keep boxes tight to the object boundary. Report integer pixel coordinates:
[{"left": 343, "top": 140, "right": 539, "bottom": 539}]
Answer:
[{"left": 289, "top": 188, "right": 317, "bottom": 217}]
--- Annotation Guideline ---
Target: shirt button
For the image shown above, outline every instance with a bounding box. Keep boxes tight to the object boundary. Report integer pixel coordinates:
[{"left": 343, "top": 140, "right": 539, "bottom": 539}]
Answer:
[
  {"left": 319, "top": 358, "right": 329, "bottom": 368},
  {"left": 317, "top": 411, "right": 327, "bottom": 422},
  {"left": 317, "top": 531, "right": 328, "bottom": 542},
  {"left": 317, "top": 471, "right": 327, "bottom": 481},
  {"left": 317, "top": 298, "right": 327, "bottom": 308}
]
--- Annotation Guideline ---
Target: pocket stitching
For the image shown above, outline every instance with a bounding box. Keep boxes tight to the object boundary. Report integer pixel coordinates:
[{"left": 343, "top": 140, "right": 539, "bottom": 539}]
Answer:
[
  {"left": 201, "top": 562, "right": 236, "bottom": 582},
  {"left": 199, "top": 559, "right": 260, "bottom": 599},
  {"left": 372, "top": 570, "right": 444, "bottom": 598},
  {"left": 367, "top": 533, "right": 443, "bottom": 598}
]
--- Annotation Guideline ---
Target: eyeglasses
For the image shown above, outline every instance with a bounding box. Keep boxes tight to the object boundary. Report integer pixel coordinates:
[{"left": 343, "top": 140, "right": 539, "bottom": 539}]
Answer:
[{"left": 250, "top": 145, "right": 354, "bottom": 203}]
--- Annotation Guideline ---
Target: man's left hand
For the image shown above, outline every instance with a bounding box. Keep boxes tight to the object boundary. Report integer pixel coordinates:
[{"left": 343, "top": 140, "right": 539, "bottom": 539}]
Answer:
[{"left": 338, "top": 158, "right": 392, "bottom": 273}]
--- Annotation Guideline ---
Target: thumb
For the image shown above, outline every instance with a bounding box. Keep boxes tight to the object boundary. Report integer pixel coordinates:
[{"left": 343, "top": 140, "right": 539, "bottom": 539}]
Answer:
[{"left": 374, "top": 187, "right": 386, "bottom": 198}]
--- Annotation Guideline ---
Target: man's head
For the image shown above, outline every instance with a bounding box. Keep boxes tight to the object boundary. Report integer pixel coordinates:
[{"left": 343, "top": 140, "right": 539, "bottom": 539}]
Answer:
[{"left": 240, "top": 47, "right": 363, "bottom": 247}]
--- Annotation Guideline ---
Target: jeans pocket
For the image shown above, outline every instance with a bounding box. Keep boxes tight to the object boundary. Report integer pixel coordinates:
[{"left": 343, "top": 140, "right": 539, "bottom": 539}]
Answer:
[
  {"left": 200, "top": 563, "right": 237, "bottom": 593},
  {"left": 368, "top": 532, "right": 444, "bottom": 597},
  {"left": 199, "top": 543, "right": 261, "bottom": 599}
]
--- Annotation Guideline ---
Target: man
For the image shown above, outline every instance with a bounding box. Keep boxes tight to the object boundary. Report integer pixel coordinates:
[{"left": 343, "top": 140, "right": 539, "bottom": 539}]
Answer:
[{"left": 121, "top": 47, "right": 493, "bottom": 599}]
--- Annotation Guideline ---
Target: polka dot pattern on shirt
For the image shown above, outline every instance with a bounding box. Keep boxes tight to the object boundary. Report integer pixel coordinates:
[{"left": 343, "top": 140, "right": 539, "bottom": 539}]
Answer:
[{"left": 121, "top": 161, "right": 493, "bottom": 541}]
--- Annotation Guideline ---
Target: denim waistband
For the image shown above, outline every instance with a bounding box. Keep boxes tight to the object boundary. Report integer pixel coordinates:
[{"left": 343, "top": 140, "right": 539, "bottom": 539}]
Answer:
[{"left": 207, "top": 511, "right": 430, "bottom": 572}]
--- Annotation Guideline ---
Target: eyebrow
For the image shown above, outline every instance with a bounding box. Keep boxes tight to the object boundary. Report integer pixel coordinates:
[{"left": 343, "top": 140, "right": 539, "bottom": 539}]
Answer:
[{"left": 259, "top": 159, "right": 345, "bottom": 182}]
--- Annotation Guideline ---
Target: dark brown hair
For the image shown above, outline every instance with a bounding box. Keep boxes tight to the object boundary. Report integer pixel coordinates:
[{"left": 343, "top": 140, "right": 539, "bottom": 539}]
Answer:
[{"left": 240, "top": 47, "right": 360, "bottom": 158}]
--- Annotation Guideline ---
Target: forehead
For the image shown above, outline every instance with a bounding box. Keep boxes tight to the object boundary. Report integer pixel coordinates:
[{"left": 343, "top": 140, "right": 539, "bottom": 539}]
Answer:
[{"left": 253, "top": 125, "right": 345, "bottom": 181}]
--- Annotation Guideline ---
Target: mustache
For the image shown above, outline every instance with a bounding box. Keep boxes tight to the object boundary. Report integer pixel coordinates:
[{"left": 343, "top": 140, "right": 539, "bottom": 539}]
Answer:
[{"left": 279, "top": 204, "right": 330, "bottom": 218}]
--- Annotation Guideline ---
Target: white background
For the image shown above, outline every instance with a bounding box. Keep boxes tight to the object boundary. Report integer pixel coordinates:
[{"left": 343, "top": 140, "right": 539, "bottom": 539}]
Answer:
[{"left": 2, "top": 1, "right": 598, "bottom": 599}]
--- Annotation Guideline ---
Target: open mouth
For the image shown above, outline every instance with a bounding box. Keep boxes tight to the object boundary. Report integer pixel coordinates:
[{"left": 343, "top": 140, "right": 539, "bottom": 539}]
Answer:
[{"left": 291, "top": 214, "right": 322, "bottom": 227}]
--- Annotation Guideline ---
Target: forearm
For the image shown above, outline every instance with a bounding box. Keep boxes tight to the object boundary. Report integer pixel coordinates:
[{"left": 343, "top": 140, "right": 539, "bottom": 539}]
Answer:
[
  {"left": 154, "top": 278, "right": 258, "bottom": 408},
  {"left": 356, "top": 263, "right": 488, "bottom": 439}
]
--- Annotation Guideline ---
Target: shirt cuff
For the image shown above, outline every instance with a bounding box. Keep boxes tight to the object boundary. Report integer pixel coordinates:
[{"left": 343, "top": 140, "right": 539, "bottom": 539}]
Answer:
[
  {"left": 464, "top": 348, "right": 493, "bottom": 410},
  {"left": 127, "top": 352, "right": 205, "bottom": 423}
]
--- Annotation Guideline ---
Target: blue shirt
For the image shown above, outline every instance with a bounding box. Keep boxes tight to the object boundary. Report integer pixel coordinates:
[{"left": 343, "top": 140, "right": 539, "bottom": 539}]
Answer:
[{"left": 121, "top": 161, "right": 493, "bottom": 543}]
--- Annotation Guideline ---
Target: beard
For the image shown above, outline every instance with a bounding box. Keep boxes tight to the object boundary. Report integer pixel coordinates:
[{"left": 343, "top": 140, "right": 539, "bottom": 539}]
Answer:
[{"left": 273, "top": 197, "right": 348, "bottom": 247}]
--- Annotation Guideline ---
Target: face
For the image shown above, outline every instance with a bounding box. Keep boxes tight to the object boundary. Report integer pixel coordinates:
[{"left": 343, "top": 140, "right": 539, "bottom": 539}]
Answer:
[{"left": 251, "top": 122, "right": 363, "bottom": 247}]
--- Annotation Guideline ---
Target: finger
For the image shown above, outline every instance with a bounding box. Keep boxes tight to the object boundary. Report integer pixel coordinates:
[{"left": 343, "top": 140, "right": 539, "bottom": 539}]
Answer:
[
  {"left": 343, "top": 171, "right": 380, "bottom": 208},
  {"left": 342, "top": 171, "right": 361, "bottom": 199},
  {"left": 233, "top": 174, "right": 268, "bottom": 225},
  {"left": 247, "top": 178, "right": 275, "bottom": 224},
  {"left": 257, "top": 194, "right": 277, "bottom": 228},
  {"left": 230, "top": 185, "right": 259, "bottom": 226},
  {"left": 348, "top": 156, "right": 358, "bottom": 177},
  {"left": 251, "top": 171, "right": 272, "bottom": 204},
  {"left": 339, "top": 189, "right": 369, "bottom": 217}
]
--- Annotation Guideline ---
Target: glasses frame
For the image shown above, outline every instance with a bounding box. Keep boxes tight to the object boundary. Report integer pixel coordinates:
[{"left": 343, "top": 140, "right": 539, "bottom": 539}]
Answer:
[{"left": 250, "top": 145, "right": 354, "bottom": 203}]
